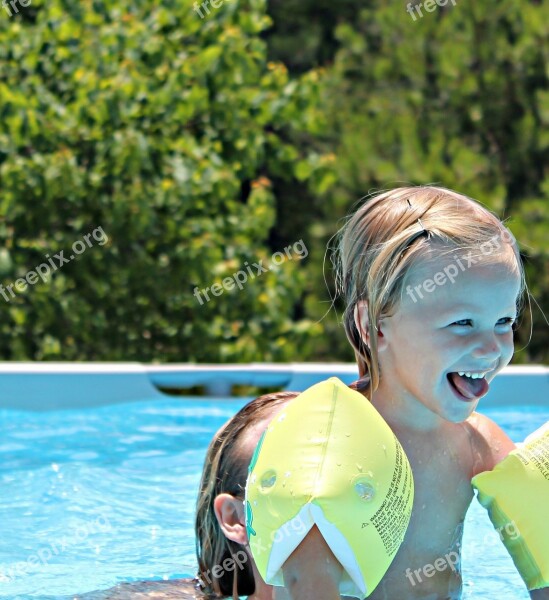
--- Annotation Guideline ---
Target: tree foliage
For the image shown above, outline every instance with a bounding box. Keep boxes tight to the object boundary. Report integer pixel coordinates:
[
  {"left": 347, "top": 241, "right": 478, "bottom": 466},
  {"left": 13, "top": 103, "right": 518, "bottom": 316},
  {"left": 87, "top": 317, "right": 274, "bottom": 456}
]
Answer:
[
  {"left": 0, "top": 0, "right": 329, "bottom": 361},
  {"left": 0, "top": 0, "right": 547, "bottom": 364},
  {"left": 267, "top": 0, "right": 549, "bottom": 364}
]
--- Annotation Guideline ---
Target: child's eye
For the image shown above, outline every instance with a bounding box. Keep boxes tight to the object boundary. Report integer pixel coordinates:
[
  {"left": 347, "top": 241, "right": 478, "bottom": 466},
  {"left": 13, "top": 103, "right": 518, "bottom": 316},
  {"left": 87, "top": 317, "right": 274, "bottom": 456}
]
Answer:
[
  {"left": 497, "top": 317, "right": 517, "bottom": 329},
  {"left": 450, "top": 318, "right": 516, "bottom": 328},
  {"left": 451, "top": 319, "right": 472, "bottom": 327}
]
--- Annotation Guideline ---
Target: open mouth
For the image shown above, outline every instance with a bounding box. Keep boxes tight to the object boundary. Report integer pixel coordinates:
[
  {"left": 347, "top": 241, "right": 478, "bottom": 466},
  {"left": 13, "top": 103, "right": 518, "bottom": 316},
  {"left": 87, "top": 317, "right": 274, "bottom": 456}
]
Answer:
[{"left": 447, "top": 371, "right": 490, "bottom": 402}]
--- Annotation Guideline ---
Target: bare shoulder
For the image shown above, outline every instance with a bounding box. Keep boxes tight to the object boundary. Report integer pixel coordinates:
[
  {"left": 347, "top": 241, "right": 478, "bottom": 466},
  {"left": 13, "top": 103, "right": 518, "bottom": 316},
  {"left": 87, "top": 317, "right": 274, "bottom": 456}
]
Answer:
[
  {"left": 71, "top": 578, "right": 209, "bottom": 600},
  {"left": 465, "top": 412, "right": 516, "bottom": 476}
]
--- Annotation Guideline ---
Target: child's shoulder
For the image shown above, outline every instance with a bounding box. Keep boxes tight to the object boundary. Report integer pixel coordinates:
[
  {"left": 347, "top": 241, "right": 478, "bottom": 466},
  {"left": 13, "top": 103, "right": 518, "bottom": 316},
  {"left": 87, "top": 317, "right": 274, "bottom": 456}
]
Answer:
[{"left": 465, "top": 411, "right": 516, "bottom": 476}]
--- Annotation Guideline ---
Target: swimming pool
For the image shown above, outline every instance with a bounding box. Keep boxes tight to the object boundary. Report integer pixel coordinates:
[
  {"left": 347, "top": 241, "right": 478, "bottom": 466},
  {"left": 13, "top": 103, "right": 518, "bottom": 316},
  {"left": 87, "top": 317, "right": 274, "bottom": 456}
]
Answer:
[
  {"left": 1, "top": 394, "right": 548, "bottom": 600},
  {"left": 1, "top": 364, "right": 548, "bottom": 598}
]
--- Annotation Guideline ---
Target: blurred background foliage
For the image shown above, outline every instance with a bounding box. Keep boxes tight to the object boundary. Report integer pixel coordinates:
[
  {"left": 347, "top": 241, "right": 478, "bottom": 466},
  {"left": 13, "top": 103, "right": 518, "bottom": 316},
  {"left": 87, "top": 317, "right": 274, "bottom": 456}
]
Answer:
[{"left": 0, "top": 0, "right": 547, "bottom": 363}]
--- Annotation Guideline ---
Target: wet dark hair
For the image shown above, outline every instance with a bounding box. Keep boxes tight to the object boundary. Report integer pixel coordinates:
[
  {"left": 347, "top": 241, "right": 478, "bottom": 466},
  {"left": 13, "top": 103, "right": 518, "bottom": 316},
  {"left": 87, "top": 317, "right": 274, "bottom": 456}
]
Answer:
[{"left": 194, "top": 390, "right": 299, "bottom": 598}]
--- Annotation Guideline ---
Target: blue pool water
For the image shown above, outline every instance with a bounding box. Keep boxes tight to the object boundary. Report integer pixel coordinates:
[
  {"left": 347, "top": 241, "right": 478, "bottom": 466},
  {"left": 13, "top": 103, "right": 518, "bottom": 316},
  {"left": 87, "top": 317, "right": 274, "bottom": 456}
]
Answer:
[{"left": 0, "top": 399, "right": 547, "bottom": 599}]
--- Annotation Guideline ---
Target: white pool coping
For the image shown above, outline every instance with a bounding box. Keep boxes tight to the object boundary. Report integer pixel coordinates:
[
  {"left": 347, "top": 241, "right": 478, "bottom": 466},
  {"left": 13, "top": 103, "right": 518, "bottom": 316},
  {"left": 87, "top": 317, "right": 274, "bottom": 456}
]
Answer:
[{"left": 0, "top": 362, "right": 547, "bottom": 410}]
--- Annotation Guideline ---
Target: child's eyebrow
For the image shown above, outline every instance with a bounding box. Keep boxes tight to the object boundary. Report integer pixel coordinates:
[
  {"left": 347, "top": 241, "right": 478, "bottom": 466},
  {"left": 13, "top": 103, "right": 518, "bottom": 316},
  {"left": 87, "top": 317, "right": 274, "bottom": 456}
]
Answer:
[
  {"left": 440, "top": 303, "right": 518, "bottom": 316},
  {"left": 443, "top": 303, "right": 477, "bottom": 312},
  {"left": 437, "top": 303, "right": 484, "bottom": 316}
]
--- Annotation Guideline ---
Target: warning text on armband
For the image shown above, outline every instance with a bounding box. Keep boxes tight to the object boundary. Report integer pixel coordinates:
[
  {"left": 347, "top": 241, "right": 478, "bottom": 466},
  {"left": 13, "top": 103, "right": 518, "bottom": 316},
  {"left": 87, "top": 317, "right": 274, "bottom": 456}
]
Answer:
[
  {"left": 517, "top": 435, "right": 549, "bottom": 481},
  {"left": 370, "top": 435, "right": 413, "bottom": 556}
]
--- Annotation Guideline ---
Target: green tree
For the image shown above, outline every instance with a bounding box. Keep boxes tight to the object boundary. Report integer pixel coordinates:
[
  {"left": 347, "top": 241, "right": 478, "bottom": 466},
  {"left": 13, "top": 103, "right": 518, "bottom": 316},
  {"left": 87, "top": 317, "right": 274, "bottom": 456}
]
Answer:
[
  {"left": 0, "top": 0, "right": 330, "bottom": 361},
  {"left": 266, "top": 0, "right": 549, "bottom": 363}
]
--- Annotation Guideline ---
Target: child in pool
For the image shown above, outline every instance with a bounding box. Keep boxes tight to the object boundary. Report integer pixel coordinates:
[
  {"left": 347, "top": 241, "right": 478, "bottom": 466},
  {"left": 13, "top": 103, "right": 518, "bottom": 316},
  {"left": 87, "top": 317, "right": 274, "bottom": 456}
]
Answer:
[
  {"left": 280, "top": 185, "right": 549, "bottom": 600},
  {"left": 71, "top": 390, "right": 301, "bottom": 599},
  {"left": 73, "top": 185, "right": 548, "bottom": 600}
]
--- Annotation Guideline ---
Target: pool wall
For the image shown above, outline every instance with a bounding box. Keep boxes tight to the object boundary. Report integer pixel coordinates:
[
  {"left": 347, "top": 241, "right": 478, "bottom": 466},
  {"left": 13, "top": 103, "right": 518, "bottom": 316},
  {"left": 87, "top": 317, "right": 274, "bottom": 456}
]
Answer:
[{"left": 0, "top": 362, "right": 547, "bottom": 410}]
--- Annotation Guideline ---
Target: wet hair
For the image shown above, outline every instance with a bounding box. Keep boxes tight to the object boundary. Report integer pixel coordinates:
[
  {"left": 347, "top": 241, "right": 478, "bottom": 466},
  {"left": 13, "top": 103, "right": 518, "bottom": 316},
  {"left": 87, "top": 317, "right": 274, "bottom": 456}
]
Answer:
[
  {"left": 194, "top": 390, "right": 299, "bottom": 598},
  {"left": 334, "top": 185, "right": 526, "bottom": 398}
]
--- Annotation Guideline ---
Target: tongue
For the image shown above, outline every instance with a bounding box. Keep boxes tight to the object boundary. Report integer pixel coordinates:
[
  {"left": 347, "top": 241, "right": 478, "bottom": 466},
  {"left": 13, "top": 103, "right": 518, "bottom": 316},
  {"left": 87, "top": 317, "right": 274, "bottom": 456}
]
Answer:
[{"left": 449, "top": 372, "right": 489, "bottom": 399}]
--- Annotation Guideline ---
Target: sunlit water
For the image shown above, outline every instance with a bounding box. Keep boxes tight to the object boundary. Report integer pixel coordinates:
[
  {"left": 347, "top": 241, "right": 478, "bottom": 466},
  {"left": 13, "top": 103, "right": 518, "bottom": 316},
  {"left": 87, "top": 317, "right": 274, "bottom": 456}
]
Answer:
[{"left": 1, "top": 398, "right": 547, "bottom": 599}]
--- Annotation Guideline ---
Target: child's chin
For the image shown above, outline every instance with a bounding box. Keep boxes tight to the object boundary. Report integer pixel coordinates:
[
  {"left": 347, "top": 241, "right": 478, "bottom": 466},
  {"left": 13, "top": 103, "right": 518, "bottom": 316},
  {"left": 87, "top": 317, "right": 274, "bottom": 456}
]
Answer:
[{"left": 444, "top": 401, "right": 478, "bottom": 423}]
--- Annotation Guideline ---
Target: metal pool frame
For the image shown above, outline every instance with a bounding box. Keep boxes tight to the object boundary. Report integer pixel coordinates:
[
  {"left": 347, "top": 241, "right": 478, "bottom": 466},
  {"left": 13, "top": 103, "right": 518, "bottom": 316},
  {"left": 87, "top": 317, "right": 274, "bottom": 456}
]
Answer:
[{"left": 0, "top": 362, "right": 547, "bottom": 411}]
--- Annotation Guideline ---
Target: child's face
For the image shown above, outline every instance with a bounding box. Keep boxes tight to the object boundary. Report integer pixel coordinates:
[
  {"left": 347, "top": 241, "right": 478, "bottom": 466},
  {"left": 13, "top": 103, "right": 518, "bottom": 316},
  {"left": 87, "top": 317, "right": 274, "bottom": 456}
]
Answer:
[{"left": 376, "top": 251, "right": 521, "bottom": 425}]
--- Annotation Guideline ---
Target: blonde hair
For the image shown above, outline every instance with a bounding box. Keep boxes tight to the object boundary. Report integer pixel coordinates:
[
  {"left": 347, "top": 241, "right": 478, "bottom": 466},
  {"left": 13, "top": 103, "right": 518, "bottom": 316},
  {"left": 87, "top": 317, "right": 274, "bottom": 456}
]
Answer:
[
  {"left": 194, "top": 390, "right": 299, "bottom": 598},
  {"left": 335, "top": 185, "right": 526, "bottom": 397}
]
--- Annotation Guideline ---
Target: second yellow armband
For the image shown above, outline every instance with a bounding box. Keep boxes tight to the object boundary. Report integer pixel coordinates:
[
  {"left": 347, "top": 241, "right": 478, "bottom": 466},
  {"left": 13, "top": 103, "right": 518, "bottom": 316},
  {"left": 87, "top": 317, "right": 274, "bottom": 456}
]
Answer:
[{"left": 472, "top": 422, "right": 549, "bottom": 591}]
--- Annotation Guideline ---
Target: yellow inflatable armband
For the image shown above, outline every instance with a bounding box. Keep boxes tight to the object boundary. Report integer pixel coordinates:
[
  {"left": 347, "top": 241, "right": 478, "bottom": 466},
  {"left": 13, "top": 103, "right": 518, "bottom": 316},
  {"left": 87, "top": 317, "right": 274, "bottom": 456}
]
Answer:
[
  {"left": 244, "top": 377, "right": 414, "bottom": 598},
  {"left": 472, "top": 421, "right": 549, "bottom": 591}
]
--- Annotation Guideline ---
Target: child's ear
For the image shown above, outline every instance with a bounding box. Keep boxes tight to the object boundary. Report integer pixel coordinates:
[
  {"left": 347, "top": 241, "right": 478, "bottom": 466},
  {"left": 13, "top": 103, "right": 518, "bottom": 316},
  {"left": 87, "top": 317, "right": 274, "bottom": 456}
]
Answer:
[
  {"left": 354, "top": 301, "right": 370, "bottom": 346},
  {"left": 354, "top": 301, "right": 384, "bottom": 349},
  {"left": 213, "top": 493, "right": 247, "bottom": 545}
]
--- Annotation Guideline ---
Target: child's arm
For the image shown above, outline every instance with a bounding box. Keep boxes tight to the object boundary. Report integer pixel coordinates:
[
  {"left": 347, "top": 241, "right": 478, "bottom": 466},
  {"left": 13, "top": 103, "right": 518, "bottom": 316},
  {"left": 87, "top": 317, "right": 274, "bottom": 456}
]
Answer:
[
  {"left": 468, "top": 412, "right": 516, "bottom": 475},
  {"left": 472, "top": 421, "right": 549, "bottom": 594},
  {"left": 280, "top": 524, "right": 343, "bottom": 600}
]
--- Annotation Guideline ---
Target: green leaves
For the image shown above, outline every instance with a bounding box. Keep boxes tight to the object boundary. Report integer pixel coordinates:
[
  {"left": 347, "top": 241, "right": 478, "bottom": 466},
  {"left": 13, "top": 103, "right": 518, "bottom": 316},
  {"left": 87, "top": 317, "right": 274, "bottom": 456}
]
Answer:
[
  {"left": 264, "top": 0, "right": 548, "bottom": 364},
  {"left": 1, "top": 0, "right": 545, "bottom": 365},
  {"left": 0, "top": 0, "right": 325, "bottom": 362}
]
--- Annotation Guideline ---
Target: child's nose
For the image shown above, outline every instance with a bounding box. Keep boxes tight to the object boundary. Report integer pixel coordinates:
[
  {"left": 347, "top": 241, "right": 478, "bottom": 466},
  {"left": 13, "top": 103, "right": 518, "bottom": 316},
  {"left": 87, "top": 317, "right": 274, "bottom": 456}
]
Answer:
[{"left": 471, "top": 332, "right": 501, "bottom": 361}]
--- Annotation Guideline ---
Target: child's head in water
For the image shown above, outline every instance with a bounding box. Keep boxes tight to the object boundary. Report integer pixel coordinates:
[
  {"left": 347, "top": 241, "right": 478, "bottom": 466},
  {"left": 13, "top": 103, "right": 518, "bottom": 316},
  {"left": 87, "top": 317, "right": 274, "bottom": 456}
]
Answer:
[
  {"left": 195, "top": 390, "right": 299, "bottom": 599},
  {"left": 336, "top": 185, "right": 526, "bottom": 426}
]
